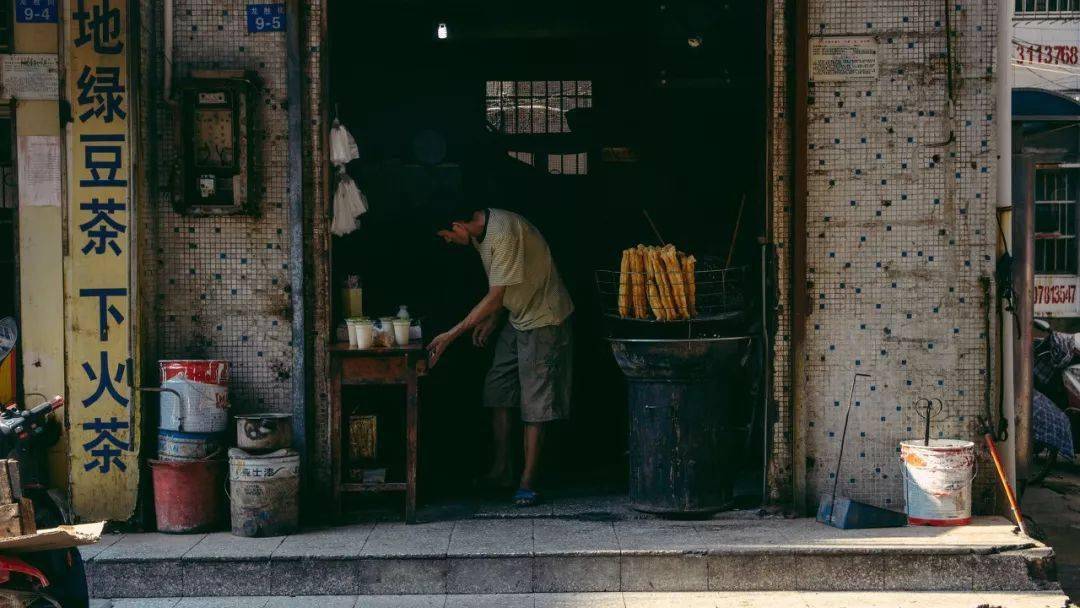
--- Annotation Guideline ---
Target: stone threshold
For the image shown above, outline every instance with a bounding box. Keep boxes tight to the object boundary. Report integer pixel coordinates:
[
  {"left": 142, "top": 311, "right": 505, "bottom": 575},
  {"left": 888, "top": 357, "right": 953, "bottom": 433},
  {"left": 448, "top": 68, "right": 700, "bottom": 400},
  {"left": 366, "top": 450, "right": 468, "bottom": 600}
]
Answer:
[{"left": 82, "top": 516, "right": 1059, "bottom": 598}]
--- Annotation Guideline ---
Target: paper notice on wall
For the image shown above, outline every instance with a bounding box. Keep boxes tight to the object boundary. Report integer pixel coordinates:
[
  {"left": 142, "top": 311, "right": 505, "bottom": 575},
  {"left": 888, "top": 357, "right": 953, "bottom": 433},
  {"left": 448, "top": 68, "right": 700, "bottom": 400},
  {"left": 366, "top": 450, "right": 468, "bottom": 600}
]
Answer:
[
  {"left": 810, "top": 37, "right": 879, "bottom": 82},
  {"left": 17, "top": 136, "right": 61, "bottom": 207},
  {"left": 1, "top": 54, "right": 59, "bottom": 100}
]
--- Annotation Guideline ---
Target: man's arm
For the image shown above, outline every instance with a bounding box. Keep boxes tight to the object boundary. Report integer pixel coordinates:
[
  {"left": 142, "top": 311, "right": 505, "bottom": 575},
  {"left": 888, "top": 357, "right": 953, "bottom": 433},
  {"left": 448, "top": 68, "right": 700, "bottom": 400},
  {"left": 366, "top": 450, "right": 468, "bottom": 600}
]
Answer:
[{"left": 427, "top": 285, "right": 506, "bottom": 366}]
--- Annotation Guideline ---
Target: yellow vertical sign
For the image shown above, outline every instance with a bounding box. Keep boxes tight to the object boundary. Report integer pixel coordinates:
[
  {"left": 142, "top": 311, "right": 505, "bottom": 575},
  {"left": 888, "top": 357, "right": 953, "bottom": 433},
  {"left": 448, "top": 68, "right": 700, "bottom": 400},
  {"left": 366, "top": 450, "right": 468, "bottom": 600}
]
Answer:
[{"left": 65, "top": 0, "right": 138, "bottom": 520}]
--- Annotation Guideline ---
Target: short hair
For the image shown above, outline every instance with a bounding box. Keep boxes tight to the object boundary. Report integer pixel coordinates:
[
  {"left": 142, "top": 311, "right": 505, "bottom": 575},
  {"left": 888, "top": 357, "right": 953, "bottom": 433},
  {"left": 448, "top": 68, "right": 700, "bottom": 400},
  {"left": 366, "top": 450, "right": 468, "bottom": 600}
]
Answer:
[{"left": 429, "top": 190, "right": 483, "bottom": 231}]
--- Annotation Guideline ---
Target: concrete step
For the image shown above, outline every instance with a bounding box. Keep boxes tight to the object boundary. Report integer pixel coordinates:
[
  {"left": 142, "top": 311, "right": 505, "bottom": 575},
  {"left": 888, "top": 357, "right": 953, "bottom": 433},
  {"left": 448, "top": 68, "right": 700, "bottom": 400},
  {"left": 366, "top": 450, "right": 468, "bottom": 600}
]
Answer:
[
  {"left": 82, "top": 516, "right": 1060, "bottom": 598},
  {"left": 90, "top": 591, "right": 1074, "bottom": 608}
]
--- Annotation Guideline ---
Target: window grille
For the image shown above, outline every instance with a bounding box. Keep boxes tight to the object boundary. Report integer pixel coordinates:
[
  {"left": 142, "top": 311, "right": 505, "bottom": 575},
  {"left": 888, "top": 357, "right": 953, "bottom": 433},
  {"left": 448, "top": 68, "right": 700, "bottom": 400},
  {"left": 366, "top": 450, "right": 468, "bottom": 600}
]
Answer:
[
  {"left": 487, "top": 80, "right": 591, "bottom": 175},
  {"left": 1015, "top": 0, "right": 1080, "bottom": 17},
  {"left": 1035, "top": 168, "right": 1080, "bottom": 274}
]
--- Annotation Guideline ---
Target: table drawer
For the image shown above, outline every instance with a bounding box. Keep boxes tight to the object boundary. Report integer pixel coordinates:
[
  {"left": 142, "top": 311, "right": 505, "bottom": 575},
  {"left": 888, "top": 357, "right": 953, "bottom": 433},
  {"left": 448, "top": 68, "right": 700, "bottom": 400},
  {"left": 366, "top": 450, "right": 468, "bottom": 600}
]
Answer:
[{"left": 340, "top": 357, "right": 408, "bottom": 383}]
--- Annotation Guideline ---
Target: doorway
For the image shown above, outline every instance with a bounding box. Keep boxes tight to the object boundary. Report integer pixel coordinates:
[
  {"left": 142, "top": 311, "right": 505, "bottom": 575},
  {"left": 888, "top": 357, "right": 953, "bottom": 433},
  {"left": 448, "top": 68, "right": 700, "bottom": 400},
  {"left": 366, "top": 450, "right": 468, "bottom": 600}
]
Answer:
[{"left": 325, "top": 0, "right": 771, "bottom": 511}]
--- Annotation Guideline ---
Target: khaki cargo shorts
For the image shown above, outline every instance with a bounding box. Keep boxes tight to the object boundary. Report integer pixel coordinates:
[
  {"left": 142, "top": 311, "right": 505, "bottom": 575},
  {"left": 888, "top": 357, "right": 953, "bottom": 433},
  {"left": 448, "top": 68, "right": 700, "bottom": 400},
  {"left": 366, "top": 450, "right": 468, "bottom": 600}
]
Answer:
[{"left": 483, "top": 320, "right": 573, "bottom": 423}]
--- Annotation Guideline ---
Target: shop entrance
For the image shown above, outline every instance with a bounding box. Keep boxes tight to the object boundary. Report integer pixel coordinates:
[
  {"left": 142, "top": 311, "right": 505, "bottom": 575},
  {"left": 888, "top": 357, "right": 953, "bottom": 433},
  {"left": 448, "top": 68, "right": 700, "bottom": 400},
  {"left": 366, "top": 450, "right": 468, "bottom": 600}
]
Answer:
[{"left": 326, "top": 0, "right": 771, "bottom": 514}]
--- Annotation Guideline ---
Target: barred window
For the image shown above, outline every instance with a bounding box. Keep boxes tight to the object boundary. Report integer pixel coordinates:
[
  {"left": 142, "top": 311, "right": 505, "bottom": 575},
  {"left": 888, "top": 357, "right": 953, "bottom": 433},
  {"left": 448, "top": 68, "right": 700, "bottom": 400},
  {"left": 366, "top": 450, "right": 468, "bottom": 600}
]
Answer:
[
  {"left": 1035, "top": 168, "right": 1080, "bottom": 274},
  {"left": 486, "top": 80, "right": 591, "bottom": 175},
  {"left": 1015, "top": 0, "right": 1080, "bottom": 16}
]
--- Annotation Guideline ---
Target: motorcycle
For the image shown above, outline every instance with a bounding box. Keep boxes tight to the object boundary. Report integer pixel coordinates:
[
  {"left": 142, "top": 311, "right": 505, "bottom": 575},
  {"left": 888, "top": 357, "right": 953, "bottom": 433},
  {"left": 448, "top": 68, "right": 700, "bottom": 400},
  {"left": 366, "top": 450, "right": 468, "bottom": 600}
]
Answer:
[
  {"left": 0, "top": 394, "right": 89, "bottom": 608},
  {"left": 1031, "top": 318, "right": 1080, "bottom": 485}
]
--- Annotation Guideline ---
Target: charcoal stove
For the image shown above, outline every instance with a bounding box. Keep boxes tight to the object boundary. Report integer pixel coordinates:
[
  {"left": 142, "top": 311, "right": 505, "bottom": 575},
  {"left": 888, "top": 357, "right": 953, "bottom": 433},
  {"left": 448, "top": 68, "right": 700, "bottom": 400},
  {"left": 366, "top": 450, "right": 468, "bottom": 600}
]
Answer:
[{"left": 596, "top": 259, "right": 755, "bottom": 516}]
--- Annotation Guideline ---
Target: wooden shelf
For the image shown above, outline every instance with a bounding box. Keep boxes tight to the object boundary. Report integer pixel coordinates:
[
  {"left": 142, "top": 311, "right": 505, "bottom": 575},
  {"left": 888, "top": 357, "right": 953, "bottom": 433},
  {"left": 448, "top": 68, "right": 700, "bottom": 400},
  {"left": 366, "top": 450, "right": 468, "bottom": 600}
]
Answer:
[{"left": 340, "top": 482, "right": 407, "bottom": 493}]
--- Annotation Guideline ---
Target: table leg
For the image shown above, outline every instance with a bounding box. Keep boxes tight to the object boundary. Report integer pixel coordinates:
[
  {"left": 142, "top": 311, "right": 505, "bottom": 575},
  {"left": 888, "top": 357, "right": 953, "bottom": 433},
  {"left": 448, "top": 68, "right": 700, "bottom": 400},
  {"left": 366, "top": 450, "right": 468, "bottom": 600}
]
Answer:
[
  {"left": 330, "top": 357, "right": 343, "bottom": 520},
  {"left": 405, "top": 371, "right": 418, "bottom": 524}
]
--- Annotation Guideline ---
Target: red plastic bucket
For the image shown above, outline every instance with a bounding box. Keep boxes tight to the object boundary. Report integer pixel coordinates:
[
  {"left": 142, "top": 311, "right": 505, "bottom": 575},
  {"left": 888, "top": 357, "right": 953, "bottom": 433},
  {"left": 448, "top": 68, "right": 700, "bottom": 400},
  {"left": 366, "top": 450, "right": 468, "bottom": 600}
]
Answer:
[{"left": 151, "top": 459, "right": 224, "bottom": 533}]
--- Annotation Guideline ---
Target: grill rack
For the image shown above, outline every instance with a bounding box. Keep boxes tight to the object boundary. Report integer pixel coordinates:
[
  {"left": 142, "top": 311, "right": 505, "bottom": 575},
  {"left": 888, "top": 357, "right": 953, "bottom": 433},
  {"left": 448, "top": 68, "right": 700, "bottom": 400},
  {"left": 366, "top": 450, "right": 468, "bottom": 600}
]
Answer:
[{"left": 594, "top": 265, "right": 747, "bottom": 323}]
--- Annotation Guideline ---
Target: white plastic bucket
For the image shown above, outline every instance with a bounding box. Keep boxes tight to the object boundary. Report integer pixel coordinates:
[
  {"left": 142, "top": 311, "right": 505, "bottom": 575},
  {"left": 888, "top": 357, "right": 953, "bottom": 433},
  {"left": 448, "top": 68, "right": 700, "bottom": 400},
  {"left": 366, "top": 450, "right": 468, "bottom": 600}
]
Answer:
[
  {"left": 159, "top": 360, "right": 230, "bottom": 433},
  {"left": 900, "top": 439, "right": 976, "bottom": 526},
  {"left": 228, "top": 447, "right": 299, "bottom": 537}
]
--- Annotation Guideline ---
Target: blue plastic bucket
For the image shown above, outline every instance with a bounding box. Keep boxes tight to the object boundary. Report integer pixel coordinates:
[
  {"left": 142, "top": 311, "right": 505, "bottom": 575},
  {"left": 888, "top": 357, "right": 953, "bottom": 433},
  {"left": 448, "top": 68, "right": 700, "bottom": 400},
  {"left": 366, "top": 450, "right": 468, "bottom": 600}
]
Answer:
[{"left": 158, "top": 429, "right": 225, "bottom": 462}]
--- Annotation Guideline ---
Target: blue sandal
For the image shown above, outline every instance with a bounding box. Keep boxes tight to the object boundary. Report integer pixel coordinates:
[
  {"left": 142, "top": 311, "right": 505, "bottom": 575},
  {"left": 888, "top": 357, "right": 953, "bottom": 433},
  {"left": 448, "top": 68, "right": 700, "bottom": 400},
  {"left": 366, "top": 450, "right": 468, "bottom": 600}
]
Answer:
[{"left": 513, "top": 488, "right": 541, "bottom": 507}]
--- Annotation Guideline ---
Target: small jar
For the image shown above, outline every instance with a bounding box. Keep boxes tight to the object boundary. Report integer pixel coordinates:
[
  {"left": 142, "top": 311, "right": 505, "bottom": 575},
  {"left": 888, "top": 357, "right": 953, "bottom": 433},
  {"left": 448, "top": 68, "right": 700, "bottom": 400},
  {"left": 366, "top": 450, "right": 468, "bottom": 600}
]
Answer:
[{"left": 396, "top": 305, "right": 410, "bottom": 320}]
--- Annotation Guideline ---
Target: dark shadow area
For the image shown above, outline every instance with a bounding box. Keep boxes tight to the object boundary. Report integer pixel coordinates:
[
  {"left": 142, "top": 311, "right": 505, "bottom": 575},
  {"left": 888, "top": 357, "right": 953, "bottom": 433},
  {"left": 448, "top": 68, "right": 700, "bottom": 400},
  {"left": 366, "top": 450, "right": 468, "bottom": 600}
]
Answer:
[{"left": 328, "top": 0, "right": 769, "bottom": 512}]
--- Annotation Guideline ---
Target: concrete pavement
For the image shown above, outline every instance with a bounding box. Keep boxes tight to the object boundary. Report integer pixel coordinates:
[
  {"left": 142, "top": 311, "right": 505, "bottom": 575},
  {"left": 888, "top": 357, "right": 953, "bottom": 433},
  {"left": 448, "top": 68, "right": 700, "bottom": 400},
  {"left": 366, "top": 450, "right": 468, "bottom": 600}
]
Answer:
[
  {"left": 89, "top": 591, "right": 1074, "bottom": 607},
  {"left": 84, "top": 516, "right": 1058, "bottom": 599}
]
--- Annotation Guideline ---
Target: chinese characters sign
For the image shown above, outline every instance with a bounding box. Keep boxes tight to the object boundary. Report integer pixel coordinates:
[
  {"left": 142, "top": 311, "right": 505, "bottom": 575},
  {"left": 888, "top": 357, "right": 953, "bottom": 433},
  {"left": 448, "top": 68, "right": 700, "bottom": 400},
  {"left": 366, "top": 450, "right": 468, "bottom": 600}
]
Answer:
[
  {"left": 17, "top": 0, "right": 58, "bottom": 23},
  {"left": 246, "top": 4, "right": 285, "bottom": 33},
  {"left": 65, "top": 0, "right": 137, "bottom": 520}
]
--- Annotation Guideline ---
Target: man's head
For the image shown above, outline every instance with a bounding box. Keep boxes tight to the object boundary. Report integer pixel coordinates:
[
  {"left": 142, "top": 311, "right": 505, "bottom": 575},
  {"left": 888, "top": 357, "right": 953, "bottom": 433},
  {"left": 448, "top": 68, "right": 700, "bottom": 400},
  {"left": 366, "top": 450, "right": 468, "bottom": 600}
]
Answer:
[{"left": 432, "top": 195, "right": 485, "bottom": 246}]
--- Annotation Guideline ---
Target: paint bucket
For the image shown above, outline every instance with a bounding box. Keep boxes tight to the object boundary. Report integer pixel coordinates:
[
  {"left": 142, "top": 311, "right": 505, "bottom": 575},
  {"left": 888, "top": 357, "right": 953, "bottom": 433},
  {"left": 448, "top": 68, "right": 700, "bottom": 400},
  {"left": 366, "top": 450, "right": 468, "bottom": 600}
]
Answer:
[
  {"left": 900, "top": 439, "right": 976, "bottom": 526},
  {"left": 159, "top": 360, "right": 230, "bottom": 433},
  {"left": 228, "top": 448, "right": 299, "bottom": 537},
  {"left": 157, "top": 429, "right": 226, "bottom": 461},
  {"left": 151, "top": 459, "right": 224, "bottom": 533},
  {"left": 235, "top": 413, "right": 293, "bottom": 453}
]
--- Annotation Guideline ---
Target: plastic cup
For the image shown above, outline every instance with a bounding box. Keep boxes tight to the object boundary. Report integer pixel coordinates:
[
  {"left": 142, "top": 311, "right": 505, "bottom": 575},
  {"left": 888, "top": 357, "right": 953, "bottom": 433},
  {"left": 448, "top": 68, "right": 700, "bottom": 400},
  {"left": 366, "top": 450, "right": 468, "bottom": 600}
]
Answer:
[
  {"left": 393, "top": 319, "right": 411, "bottom": 346},
  {"left": 355, "top": 319, "right": 374, "bottom": 349},
  {"left": 346, "top": 319, "right": 358, "bottom": 347}
]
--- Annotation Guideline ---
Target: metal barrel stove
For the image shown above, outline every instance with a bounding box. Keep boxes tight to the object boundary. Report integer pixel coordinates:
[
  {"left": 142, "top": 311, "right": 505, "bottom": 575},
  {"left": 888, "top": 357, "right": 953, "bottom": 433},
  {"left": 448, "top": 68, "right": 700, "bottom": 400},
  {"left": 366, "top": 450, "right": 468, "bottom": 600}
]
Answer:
[{"left": 610, "top": 336, "right": 752, "bottom": 516}]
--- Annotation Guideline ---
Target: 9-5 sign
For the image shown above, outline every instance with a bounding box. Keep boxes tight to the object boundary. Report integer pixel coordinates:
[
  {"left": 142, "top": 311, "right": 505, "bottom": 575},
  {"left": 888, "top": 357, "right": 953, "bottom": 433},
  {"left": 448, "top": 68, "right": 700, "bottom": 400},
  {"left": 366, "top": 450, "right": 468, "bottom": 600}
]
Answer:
[
  {"left": 247, "top": 4, "right": 285, "bottom": 33},
  {"left": 17, "top": 0, "right": 58, "bottom": 23}
]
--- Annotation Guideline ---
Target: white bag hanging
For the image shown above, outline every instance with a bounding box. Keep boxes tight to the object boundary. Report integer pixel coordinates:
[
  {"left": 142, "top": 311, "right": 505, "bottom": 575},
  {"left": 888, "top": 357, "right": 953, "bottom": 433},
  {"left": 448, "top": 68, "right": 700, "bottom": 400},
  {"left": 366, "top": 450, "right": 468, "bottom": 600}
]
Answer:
[
  {"left": 331, "top": 171, "right": 368, "bottom": 237},
  {"left": 330, "top": 120, "right": 360, "bottom": 167}
]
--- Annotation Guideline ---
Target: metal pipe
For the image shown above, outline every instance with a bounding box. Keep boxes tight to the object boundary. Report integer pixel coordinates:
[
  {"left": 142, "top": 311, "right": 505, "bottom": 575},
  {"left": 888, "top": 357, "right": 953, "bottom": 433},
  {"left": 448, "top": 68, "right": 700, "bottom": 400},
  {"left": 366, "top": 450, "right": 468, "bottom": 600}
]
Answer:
[
  {"left": 791, "top": 0, "right": 811, "bottom": 513},
  {"left": 163, "top": 0, "right": 173, "bottom": 100},
  {"left": 996, "top": 0, "right": 1016, "bottom": 489},
  {"left": 285, "top": 0, "right": 308, "bottom": 503},
  {"left": 1013, "top": 153, "right": 1035, "bottom": 488}
]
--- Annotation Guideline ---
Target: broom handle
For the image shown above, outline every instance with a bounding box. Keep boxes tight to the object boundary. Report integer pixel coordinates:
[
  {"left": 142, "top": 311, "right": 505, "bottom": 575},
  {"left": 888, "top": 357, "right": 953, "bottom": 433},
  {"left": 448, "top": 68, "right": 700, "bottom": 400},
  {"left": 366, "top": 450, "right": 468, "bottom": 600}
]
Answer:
[
  {"left": 832, "top": 373, "right": 871, "bottom": 508},
  {"left": 983, "top": 431, "right": 1027, "bottom": 537}
]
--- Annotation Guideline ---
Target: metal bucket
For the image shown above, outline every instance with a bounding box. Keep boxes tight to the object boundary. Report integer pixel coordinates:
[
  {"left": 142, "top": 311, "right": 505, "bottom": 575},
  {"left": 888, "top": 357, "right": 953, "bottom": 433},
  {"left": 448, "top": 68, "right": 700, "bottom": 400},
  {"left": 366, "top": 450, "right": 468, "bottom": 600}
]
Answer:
[
  {"left": 235, "top": 413, "right": 293, "bottom": 453},
  {"left": 900, "top": 439, "right": 976, "bottom": 526},
  {"left": 151, "top": 459, "right": 224, "bottom": 533},
  {"left": 228, "top": 447, "right": 299, "bottom": 537},
  {"left": 159, "top": 360, "right": 230, "bottom": 433},
  {"left": 157, "top": 429, "right": 226, "bottom": 462}
]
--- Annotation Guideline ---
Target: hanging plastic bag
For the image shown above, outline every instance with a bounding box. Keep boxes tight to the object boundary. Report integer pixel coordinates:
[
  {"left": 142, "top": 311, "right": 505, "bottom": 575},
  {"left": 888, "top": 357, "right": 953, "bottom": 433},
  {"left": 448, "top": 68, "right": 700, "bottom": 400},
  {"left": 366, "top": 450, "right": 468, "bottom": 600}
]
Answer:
[
  {"left": 330, "top": 120, "right": 360, "bottom": 167},
  {"left": 331, "top": 171, "right": 368, "bottom": 237}
]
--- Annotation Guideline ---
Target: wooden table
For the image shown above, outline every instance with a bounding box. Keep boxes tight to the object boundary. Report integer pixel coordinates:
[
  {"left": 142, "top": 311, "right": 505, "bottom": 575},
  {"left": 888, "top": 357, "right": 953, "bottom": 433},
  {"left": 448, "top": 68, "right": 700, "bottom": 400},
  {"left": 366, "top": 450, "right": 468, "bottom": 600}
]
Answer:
[{"left": 329, "top": 342, "right": 427, "bottom": 523}]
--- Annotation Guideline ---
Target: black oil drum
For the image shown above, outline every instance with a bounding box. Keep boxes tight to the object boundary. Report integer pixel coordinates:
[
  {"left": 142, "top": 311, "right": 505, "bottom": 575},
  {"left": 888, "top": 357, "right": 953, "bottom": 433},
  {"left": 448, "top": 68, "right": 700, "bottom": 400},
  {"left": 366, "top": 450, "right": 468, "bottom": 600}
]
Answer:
[{"left": 610, "top": 337, "right": 752, "bottom": 516}]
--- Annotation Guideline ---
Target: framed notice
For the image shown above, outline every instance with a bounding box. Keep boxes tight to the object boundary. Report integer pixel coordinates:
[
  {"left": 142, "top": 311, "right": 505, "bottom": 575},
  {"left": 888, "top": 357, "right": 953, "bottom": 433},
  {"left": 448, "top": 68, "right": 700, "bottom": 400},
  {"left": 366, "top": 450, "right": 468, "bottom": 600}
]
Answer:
[
  {"left": 810, "top": 36, "right": 880, "bottom": 82},
  {"left": 1, "top": 55, "right": 59, "bottom": 100}
]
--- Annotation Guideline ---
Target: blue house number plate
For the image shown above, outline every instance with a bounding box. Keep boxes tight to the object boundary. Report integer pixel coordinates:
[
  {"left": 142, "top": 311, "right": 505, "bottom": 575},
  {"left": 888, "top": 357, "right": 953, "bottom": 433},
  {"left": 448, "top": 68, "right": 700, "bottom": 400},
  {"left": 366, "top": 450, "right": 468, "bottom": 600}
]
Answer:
[
  {"left": 16, "top": 0, "right": 58, "bottom": 23},
  {"left": 247, "top": 4, "right": 286, "bottom": 33}
]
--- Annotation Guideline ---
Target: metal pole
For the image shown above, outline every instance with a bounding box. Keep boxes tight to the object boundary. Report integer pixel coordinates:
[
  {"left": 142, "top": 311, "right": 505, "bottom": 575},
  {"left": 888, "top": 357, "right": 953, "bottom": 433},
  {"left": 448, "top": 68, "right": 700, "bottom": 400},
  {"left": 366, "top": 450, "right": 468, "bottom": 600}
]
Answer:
[
  {"left": 996, "top": 0, "right": 1016, "bottom": 490},
  {"left": 1012, "top": 152, "right": 1034, "bottom": 488},
  {"left": 285, "top": 0, "right": 308, "bottom": 500},
  {"left": 791, "top": 0, "right": 810, "bottom": 513}
]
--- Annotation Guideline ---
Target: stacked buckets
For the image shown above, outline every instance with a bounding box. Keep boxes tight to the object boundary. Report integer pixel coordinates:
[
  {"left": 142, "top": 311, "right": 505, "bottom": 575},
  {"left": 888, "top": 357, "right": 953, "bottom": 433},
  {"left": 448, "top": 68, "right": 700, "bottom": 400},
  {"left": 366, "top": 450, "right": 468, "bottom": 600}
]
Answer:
[
  {"left": 151, "top": 360, "right": 230, "bottom": 533},
  {"left": 229, "top": 414, "right": 298, "bottom": 537}
]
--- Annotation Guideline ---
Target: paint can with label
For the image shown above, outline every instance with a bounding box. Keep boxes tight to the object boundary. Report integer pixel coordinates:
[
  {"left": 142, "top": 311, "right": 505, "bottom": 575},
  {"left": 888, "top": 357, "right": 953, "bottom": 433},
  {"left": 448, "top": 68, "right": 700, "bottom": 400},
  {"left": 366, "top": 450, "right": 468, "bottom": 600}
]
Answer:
[
  {"left": 157, "top": 429, "right": 226, "bottom": 461},
  {"left": 900, "top": 439, "right": 976, "bottom": 526},
  {"left": 228, "top": 447, "right": 299, "bottom": 537},
  {"left": 159, "top": 360, "right": 230, "bottom": 433}
]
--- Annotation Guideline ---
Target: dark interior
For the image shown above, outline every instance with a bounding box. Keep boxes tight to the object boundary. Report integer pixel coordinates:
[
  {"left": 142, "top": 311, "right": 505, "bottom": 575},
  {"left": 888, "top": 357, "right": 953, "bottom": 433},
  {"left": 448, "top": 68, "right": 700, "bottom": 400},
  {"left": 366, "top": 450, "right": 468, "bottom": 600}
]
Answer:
[{"left": 328, "top": 0, "right": 770, "bottom": 508}]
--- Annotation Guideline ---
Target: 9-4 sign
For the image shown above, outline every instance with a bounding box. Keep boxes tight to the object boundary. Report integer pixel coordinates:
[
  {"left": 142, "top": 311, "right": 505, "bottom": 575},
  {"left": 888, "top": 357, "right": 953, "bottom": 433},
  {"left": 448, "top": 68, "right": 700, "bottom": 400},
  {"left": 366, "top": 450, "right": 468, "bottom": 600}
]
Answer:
[
  {"left": 17, "top": 0, "right": 58, "bottom": 23},
  {"left": 247, "top": 4, "right": 285, "bottom": 33}
]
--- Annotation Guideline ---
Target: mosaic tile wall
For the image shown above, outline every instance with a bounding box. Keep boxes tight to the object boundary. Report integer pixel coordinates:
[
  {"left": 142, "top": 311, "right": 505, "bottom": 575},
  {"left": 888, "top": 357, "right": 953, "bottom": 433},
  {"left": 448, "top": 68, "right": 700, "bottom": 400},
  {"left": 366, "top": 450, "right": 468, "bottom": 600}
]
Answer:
[
  {"left": 146, "top": 1, "right": 294, "bottom": 415},
  {"left": 800, "top": 1, "right": 999, "bottom": 510}
]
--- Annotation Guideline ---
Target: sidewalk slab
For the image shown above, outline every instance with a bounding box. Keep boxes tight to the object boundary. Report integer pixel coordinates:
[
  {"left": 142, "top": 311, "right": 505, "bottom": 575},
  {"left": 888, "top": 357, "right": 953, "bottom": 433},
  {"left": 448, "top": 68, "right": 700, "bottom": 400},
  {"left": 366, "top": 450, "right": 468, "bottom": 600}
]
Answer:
[
  {"left": 83, "top": 516, "right": 1058, "bottom": 598},
  {"left": 90, "top": 591, "right": 1075, "bottom": 607}
]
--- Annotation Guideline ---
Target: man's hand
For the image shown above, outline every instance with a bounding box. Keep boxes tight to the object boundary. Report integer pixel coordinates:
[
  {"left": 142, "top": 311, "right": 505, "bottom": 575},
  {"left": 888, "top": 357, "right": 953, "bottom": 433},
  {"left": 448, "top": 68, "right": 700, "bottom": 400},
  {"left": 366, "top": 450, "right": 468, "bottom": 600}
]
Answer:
[
  {"left": 427, "top": 330, "right": 457, "bottom": 368},
  {"left": 473, "top": 315, "right": 497, "bottom": 347}
]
